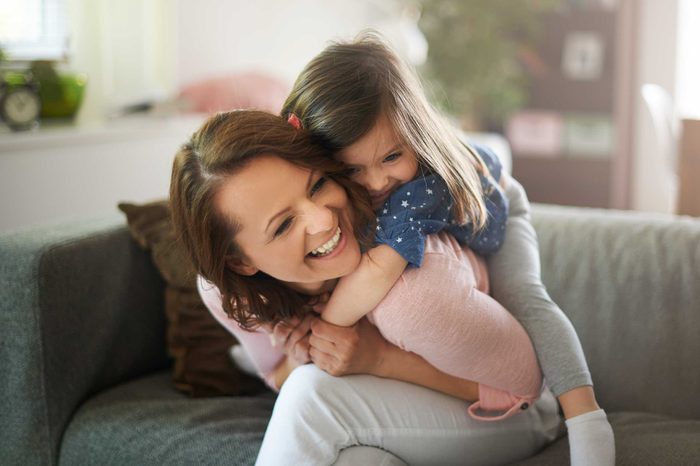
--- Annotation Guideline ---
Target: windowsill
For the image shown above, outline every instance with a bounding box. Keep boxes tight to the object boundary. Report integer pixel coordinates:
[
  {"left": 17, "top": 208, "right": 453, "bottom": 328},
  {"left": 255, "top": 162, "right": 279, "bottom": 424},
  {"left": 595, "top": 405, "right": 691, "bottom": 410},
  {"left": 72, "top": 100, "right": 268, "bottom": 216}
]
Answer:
[{"left": 0, "top": 113, "right": 206, "bottom": 154}]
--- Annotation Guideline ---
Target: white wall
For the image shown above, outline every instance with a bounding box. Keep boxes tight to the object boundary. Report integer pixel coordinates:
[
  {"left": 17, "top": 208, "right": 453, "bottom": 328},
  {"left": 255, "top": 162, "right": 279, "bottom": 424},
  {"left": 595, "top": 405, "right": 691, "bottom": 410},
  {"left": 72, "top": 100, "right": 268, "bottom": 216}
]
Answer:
[{"left": 174, "top": 0, "right": 425, "bottom": 87}]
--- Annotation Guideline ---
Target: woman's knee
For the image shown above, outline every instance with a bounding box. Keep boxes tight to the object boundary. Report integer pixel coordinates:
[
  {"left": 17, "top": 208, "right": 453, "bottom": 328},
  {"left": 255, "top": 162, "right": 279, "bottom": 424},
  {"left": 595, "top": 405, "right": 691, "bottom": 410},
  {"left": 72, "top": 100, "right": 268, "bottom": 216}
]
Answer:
[{"left": 276, "top": 364, "right": 347, "bottom": 413}]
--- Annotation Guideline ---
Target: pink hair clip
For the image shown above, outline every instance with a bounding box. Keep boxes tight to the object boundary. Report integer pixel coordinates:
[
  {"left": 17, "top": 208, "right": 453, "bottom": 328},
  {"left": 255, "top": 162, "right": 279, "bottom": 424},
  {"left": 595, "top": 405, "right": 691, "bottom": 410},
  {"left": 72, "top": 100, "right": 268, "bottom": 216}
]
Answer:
[{"left": 287, "top": 113, "right": 302, "bottom": 130}]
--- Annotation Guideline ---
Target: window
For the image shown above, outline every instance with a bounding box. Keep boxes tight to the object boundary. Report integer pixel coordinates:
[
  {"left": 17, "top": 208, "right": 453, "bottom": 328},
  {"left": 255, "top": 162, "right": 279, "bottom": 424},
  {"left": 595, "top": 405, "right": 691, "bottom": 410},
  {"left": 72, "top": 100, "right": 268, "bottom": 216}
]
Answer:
[{"left": 0, "top": 0, "right": 68, "bottom": 60}]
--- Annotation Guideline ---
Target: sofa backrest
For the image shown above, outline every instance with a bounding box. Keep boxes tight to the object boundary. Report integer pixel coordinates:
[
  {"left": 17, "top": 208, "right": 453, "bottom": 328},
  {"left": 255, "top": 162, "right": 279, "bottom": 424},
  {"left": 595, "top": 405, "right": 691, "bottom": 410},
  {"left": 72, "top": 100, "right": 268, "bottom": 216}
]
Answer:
[
  {"left": 533, "top": 205, "right": 700, "bottom": 419},
  {"left": 0, "top": 219, "right": 170, "bottom": 465}
]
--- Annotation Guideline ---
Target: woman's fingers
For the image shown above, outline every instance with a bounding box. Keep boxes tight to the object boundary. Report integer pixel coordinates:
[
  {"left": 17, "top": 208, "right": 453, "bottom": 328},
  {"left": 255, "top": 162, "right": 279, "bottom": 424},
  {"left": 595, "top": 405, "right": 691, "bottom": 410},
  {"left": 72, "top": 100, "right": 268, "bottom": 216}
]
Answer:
[
  {"left": 310, "top": 318, "right": 360, "bottom": 348},
  {"left": 308, "top": 332, "right": 336, "bottom": 354},
  {"left": 284, "top": 315, "right": 314, "bottom": 353},
  {"left": 309, "top": 319, "right": 363, "bottom": 376},
  {"left": 309, "top": 346, "right": 342, "bottom": 376},
  {"left": 290, "top": 335, "right": 311, "bottom": 364}
]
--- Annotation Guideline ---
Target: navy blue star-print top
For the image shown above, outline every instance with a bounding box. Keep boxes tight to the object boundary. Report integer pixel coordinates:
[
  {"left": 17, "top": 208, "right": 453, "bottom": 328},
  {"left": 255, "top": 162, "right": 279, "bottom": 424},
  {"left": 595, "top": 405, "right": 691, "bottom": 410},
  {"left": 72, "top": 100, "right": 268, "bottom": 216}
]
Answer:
[{"left": 374, "top": 143, "right": 508, "bottom": 267}]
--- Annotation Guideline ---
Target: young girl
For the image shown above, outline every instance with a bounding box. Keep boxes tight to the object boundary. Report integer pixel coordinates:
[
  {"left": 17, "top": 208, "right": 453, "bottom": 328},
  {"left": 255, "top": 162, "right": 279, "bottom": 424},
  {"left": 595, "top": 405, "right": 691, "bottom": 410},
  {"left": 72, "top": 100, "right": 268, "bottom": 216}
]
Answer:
[{"left": 282, "top": 32, "right": 614, "bottom": 466}]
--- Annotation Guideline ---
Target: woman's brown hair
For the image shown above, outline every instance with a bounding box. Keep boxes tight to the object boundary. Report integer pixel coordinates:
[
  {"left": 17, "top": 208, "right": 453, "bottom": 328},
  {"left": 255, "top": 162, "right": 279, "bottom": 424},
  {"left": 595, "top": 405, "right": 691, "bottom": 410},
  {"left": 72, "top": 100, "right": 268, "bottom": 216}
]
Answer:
[
  {"left": 282, "top": 31, "right": 489, "bottom": 229},
  {"left": 170, "top": 110, "right": 375, "bottom": 329}
]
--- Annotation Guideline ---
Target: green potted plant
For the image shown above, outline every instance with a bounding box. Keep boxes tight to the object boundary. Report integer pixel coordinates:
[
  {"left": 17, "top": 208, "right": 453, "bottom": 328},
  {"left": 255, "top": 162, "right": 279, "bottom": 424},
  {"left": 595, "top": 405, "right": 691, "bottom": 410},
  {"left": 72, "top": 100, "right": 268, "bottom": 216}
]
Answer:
[
  {"left": 417, "top": 0, "right": 561, "bottom": 130},
  {"left": 30, "top": 60, "right": 87, "bottom": 120}
]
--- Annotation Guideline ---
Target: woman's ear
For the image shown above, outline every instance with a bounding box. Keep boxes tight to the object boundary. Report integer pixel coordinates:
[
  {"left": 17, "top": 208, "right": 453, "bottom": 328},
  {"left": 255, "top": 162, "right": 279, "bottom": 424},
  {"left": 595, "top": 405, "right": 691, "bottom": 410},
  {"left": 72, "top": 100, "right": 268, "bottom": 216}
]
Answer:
[{"left": 227, "top": 256, "right": 258, "bottom": 276}]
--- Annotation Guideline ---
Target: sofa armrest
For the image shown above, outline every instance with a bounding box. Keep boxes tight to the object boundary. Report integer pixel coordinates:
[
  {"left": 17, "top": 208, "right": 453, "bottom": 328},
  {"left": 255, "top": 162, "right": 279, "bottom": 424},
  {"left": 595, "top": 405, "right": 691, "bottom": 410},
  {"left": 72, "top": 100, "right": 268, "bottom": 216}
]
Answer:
[
  {"left": 531, "top": 204, "right": 700, "bottom": 419},
  {"left": 0, "top": 216, "right": 170, "bottom": 465}
]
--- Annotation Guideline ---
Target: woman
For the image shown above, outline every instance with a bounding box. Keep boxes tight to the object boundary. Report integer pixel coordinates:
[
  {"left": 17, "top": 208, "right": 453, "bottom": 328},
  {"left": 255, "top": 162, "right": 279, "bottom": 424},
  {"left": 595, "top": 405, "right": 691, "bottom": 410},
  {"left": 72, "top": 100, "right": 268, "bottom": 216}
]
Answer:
[{"left": 170, "top": 110, "right": 561, "bottom": 465}]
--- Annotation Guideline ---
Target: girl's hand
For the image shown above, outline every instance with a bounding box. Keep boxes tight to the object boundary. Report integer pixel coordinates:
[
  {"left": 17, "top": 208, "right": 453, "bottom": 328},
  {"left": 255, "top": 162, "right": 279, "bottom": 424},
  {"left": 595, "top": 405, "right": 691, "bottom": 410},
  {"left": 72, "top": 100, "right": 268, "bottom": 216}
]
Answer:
[
  {"left": 308, "top": 317, "right": 391, "bottom": 376},
  {"left": 267, "top": 314, "right": 315, "bottom": 367}
]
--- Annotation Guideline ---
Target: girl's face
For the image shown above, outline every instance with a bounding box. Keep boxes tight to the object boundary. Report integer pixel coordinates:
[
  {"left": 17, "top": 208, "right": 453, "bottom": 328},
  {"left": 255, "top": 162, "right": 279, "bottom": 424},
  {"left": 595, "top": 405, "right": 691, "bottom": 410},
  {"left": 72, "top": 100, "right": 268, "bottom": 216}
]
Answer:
[
  {"left": 214, "top": 155, "right": 362, "bottom": 295},
  {"left": 337, "top": 115, "right": 419, "bottom": 210}
]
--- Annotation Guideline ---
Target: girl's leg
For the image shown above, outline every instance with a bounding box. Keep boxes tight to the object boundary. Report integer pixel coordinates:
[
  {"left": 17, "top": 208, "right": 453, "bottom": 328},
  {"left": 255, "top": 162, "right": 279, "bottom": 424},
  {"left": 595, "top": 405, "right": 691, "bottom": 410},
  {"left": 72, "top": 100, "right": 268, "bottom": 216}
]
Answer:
[{"left": 255, "top": 364, "right": 561, "bottom": 466}]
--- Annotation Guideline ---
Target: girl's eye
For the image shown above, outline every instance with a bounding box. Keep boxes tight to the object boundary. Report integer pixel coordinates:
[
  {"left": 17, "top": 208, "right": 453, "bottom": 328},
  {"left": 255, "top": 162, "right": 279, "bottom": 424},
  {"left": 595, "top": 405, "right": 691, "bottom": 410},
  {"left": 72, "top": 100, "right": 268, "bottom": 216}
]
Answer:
[
  {"left": 384, "top": 152, "right": 402, "bottom": 163},
  {"left": 274, "top": 217, "right": 294, "bottom": 238},
  {"left": 310, "top": 176, "right": 327, "bottom": 196}
]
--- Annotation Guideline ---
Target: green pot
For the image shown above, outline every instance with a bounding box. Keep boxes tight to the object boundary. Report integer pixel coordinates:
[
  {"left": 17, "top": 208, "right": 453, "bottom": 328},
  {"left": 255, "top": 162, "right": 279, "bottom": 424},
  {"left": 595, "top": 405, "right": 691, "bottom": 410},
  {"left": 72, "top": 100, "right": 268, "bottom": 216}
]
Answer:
[{"left": 39, "top": 73, "right": 87, "bottom": 119}]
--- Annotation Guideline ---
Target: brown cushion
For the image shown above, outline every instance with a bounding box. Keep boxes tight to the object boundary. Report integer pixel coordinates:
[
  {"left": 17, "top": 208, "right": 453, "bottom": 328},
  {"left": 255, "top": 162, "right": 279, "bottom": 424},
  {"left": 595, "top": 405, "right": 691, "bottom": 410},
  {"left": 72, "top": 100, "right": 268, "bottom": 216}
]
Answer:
[{"left": 118, "top": 200, "right": 264, "bottom": 397}]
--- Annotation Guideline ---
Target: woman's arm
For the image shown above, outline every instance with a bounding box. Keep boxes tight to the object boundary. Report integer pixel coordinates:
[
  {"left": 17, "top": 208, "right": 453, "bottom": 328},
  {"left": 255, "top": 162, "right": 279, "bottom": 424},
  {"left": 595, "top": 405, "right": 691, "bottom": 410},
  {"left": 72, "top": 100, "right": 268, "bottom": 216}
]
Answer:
[
  {"left": 198, "top": 276, "right": 313, "bottom": 390},
  {"left": 309, "top": 317, "right": 479, "bottom": 401}
]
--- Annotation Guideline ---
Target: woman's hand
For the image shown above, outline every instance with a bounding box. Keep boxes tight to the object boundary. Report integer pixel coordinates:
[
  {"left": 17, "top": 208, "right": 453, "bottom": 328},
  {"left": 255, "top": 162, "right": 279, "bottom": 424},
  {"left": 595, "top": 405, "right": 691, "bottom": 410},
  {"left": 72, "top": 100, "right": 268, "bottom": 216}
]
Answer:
[
  {"left": 309, "top": 317, "right": 391, "bottom": 376},
  {"left": 267, "top": 314, "right": 315, "bottom": 368}
]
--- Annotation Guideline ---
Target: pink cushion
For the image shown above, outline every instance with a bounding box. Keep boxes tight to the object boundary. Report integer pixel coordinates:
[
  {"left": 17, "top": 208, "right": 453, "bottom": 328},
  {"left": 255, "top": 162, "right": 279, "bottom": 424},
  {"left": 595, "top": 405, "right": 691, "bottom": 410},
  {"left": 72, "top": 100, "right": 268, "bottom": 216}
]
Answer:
[{"left": 179, "top": 72, "right": 290, "bottom": 114}]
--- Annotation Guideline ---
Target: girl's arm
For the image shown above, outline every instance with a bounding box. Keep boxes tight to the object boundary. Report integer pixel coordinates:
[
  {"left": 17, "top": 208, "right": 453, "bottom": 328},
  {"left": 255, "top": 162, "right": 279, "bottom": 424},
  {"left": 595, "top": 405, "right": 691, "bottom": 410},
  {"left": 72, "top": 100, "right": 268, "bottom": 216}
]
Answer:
[
  {"left": 488, "top": 173, "right": 593, "bottom": 398},
  {"left": 488, "top": 174, "right": 614, "bottom": 465},
  {"left": 321, "top": 244, "right": 407, "bottom": 327}
]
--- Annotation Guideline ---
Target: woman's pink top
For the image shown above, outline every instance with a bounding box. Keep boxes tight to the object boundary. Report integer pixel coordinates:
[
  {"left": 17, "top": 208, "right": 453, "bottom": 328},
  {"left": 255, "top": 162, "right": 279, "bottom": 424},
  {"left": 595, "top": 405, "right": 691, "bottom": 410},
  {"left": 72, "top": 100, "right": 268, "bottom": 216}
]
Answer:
[{"left": 198, "top": 232, "right": 543, "bottom": 421}]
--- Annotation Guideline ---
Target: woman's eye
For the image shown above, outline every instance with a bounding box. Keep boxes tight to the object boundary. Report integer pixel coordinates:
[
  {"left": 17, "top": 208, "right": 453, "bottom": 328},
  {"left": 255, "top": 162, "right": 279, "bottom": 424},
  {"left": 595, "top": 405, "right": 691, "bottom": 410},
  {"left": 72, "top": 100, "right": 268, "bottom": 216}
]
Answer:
[
  {"left": 384, "top": 152, "right": 402, "bottom": 162},
  {"left": 274, "top": 217, "right": 293, "bottom": 238},
  {"left": 310, "top": 176, "right": 327, "bottom": 195},
  {"left": 344, "top": 167, "right": 360, "bottom": 177}
]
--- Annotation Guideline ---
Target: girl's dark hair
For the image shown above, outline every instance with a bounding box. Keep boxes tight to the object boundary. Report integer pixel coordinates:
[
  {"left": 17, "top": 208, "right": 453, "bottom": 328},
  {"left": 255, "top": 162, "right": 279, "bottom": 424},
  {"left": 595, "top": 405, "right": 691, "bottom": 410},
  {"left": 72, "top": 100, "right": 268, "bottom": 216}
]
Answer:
[
  {"left": 282, "top": 31, "right": 488, "bottom": 228},
  {"left": 170, "top": 110, "right": 375, "bottom": 329}
]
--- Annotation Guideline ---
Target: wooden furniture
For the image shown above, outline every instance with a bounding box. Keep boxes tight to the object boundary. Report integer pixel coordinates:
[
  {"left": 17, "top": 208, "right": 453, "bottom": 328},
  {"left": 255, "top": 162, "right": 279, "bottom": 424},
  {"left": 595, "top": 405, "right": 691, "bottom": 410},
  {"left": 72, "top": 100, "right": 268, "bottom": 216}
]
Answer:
[
  {"left": 679, "top": 119, "right": 700, "bottom": 216},
  {"left": 510, "top": 0, "right": 638, "bottom": 209}
]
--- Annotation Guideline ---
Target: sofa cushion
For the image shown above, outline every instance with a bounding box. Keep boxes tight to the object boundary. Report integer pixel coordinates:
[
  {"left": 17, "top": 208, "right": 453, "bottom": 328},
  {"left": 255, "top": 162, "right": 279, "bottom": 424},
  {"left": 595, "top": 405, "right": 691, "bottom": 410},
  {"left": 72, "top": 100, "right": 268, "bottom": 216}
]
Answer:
[
  {"left": 118, "top": 200, "right": 263, "bottom": 397},
  {"left": 59, "top": 371, "right": 275, "bottom": 466},
  {"left": 515, "top": 411, "right": 700, "bottom": 466}
]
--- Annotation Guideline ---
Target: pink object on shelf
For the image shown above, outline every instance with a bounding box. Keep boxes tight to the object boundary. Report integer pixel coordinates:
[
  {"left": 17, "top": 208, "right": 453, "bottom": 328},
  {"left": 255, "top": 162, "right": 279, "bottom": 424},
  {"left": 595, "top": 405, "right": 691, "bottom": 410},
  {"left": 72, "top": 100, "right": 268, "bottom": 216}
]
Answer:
[
  {"left": 179, "top": 72, "right": 291, "bottom": 114},
  {"left": 505, "top": 110, "right": 564, "bottom": 157}
]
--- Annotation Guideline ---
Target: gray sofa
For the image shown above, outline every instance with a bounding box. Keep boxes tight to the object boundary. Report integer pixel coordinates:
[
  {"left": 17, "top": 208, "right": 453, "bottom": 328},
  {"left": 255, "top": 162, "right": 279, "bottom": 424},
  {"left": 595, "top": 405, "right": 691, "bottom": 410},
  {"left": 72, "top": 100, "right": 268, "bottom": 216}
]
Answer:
[{"left": 2, "top": 204, "right": 700, "bottom": 465}]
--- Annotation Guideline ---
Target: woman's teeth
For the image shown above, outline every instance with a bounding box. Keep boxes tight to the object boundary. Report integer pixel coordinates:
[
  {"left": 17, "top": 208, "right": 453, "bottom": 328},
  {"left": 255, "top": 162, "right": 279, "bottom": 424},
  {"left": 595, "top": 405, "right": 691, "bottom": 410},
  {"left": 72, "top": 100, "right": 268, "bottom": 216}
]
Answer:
[{"left": 310, "top": 227, "right": 341, "bottom": 257}]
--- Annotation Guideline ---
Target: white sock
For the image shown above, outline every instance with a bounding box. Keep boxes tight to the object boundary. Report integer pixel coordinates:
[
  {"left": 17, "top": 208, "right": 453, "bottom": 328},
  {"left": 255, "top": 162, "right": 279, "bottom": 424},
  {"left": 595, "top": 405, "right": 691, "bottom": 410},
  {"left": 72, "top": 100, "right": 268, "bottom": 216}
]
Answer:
[{"left": 565, "top": 409, "right": 615, "bottom": 466}]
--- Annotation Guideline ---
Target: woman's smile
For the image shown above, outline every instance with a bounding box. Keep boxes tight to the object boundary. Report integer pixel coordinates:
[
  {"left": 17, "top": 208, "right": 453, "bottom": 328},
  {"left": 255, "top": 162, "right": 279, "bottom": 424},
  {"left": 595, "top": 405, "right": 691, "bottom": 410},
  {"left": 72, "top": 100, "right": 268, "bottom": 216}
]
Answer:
[
  {"left": 308, "top": 226, "right": 343, "bottom": 257},
  {"left": 214, "top": 154, "right": 362, "bottom": 289}
]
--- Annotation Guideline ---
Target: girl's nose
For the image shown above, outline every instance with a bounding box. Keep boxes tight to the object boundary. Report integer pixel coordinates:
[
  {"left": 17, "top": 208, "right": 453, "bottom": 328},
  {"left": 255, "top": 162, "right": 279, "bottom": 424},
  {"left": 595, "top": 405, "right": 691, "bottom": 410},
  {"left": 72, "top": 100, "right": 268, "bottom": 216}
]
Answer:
[
  {"left": 303, "top": 202, "right": 334, "bottom": 236},
  {"left": 363, "top": 169, "right": 388, "bottom": 194}
]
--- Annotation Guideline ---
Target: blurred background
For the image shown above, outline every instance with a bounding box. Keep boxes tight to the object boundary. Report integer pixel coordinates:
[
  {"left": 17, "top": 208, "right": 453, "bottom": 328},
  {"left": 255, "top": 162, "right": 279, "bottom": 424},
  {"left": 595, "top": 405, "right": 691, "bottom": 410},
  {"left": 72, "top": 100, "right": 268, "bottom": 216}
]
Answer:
[{"left": 0, "top": 0, "right": 698, "bottom": 232}]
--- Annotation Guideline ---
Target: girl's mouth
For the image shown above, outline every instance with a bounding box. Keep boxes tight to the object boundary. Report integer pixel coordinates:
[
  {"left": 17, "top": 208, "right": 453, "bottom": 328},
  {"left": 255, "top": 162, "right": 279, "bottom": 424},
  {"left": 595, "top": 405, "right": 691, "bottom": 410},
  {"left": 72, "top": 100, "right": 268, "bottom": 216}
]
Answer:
[{"left": 308, "top": 227, "right": 344, "bottom": 259}]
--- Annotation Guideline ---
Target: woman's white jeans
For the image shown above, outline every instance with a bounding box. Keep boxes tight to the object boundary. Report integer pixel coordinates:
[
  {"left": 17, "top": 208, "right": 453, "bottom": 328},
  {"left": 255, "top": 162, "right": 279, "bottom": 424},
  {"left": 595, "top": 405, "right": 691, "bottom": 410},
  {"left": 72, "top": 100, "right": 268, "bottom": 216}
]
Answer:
[{"left": 255, "top": 365, "right": 562, "bottom": 466}]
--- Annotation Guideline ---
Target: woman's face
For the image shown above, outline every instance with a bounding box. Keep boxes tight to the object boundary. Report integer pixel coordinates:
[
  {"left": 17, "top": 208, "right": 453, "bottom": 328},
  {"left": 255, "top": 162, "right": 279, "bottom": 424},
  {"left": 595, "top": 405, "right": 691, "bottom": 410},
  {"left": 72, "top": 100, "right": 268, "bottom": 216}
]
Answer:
[
  {"left": 214, "top": 155, "right": 362, "bottom": 295},
  {"left": 337, "top": 115, "right": 419, "bottom": 209}
]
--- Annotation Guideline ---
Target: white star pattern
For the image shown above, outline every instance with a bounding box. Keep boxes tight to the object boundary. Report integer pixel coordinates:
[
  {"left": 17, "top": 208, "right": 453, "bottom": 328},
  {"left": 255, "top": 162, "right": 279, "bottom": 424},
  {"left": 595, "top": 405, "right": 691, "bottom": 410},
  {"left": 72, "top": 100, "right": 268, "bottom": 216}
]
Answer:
[
  {"left": 383, "top": 209, "right": 388, "bottom": 214},
  {"left": 401, "top": 200, "right": 409, "bottom": 208},
  {"left": 396, "top": 237, "right": 403, "bottom": 243},
  {"left": 426, "top": 189, "right": 433, "bottom": 195}
]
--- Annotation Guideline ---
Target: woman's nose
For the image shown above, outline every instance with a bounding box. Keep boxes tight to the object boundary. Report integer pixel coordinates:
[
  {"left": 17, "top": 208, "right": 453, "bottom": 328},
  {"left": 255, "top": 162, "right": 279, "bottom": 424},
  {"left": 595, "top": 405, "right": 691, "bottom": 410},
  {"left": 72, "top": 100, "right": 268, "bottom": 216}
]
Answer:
[{"left": 303, "top": 202, "right": 334, "bottom": 236}]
